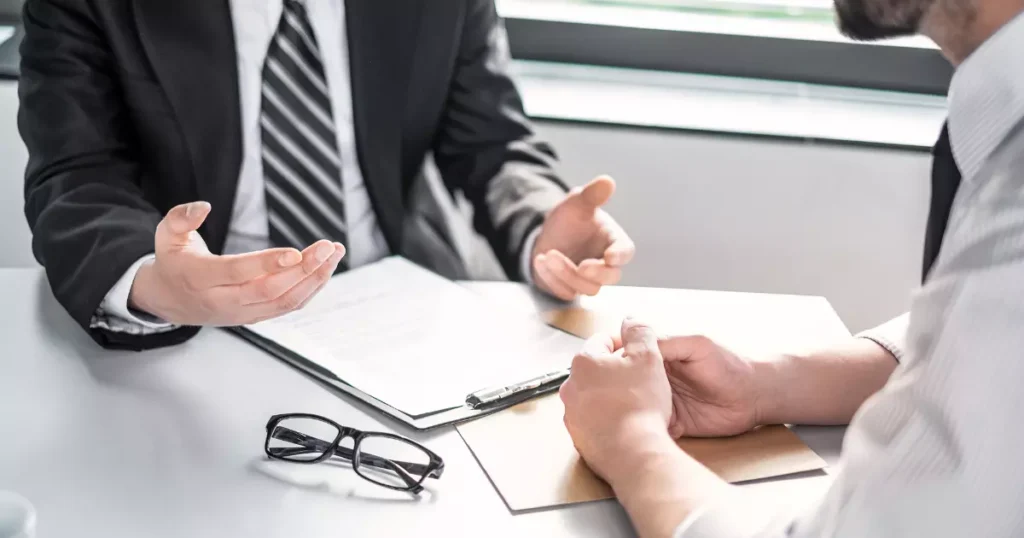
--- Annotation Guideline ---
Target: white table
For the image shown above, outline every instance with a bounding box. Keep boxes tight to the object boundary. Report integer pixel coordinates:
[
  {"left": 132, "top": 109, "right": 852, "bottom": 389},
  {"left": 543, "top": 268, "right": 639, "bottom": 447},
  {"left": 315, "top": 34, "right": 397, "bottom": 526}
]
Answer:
[{"left": 0, "top": 269, "right": 845, "bottom": 537}]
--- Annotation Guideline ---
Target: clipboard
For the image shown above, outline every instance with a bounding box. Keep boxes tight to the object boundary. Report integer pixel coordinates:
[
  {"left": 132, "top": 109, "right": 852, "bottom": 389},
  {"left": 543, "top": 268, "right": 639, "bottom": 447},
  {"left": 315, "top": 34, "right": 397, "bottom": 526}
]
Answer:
[
  {"left": 231, "top": 325, "right": 577, "bottom": 430},
  {"left": 229, "top": 256, "right": 584, "bottom": 431}
]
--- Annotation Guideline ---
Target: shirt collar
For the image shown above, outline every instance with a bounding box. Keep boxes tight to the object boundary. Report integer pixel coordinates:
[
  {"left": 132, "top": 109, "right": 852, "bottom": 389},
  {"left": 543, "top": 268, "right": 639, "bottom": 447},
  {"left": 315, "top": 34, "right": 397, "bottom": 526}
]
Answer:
[{"left": 947, "top": 12, "right": 1024, "bottom": 180}]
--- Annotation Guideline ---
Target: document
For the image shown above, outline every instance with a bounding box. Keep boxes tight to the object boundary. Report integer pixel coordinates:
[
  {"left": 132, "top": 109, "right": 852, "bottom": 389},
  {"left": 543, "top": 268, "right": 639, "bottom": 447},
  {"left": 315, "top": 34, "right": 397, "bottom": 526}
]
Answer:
[
  {"left": 0, "top": 27, "right": 14, "bottom": 44},
  {"left": 246, "top": 257, "right": 582, "bottom": 417}
]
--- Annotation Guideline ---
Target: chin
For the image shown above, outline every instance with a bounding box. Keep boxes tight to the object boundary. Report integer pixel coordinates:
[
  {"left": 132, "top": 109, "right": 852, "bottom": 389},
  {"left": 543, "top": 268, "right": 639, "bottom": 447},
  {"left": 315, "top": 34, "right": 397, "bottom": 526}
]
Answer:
[{"left": 834, "top": 0, "right": 923, "bottom": 40}]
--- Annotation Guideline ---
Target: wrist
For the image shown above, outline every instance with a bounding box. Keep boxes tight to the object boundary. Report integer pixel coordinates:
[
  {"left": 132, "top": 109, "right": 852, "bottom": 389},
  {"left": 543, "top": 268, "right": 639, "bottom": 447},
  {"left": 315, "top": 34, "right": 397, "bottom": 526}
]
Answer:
[
  {"left": 751, "top": 357, "right": 786, "bottom": 426},
  {"left": 522, "top": 225, "right": 543, "bottom": 284},
  {"left": 128, "top": 259, "right": 170, "bottom": 320},
  {"left": 610, "top": 430, "right": 731, "bottom": 538},
  {"left": 601, "top": 417, "right": 678, "bottom": 488}
]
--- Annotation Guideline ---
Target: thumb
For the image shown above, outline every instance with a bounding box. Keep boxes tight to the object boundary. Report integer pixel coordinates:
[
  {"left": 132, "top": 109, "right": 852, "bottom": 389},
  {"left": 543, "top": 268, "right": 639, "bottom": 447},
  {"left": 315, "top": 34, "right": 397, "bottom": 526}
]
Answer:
[
  {"left": 163, "top": 201, "right": 212, "bottom": 237},
  {"left": 575, "top": 175, "right": 616, "bottom": 209},
  {"left": 620, "top": 317, "right": 661, "bottom": 363},
  {"left": 657, "top": 335, "right": 714, "bottom": 363}
]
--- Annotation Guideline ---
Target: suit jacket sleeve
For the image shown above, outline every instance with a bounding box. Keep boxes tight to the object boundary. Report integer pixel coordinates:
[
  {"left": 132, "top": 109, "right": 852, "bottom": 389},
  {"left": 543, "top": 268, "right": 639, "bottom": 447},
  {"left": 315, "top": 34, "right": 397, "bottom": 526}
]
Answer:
[
  {"left": 432, "top": 0, "right": 569, "bottom": 281},
  {"left": 19, "top": 0, "right": 199, "bottom": 350}
]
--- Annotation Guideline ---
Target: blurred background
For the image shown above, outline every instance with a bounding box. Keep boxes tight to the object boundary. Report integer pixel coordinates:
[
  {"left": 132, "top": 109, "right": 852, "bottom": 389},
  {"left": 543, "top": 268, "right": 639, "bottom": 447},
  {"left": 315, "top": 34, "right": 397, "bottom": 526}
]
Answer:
[{"left": 0, "top": 0, "right": 949, "bottom": 331}]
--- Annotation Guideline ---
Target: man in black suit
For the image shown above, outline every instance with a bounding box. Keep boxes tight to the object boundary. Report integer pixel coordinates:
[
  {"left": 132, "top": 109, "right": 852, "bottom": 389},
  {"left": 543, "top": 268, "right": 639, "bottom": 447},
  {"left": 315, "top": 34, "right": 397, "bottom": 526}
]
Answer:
[{"left": 19, "top": 0, "right": 635, "bottom": 350}]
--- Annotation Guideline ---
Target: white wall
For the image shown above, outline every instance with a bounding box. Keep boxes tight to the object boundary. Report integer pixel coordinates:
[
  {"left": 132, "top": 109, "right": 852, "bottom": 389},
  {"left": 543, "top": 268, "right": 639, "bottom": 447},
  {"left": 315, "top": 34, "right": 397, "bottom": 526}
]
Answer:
[
  {"left": 0, "top": 80, "right": 930, "bottom": 331},
  {"left": 0, "top": 81, "right": 33, "bottom": 268},
  {"left": 533, "top": 121, "right": 931, "bottom": 332}
]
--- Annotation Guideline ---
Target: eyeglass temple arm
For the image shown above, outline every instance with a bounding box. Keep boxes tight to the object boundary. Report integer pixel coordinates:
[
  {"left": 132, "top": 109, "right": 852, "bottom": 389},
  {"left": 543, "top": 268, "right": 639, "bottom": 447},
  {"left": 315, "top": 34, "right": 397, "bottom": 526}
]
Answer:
[
  {"left": 269, "top": 428, "right": 333, "bottom": 459},
  {"left": 270, "top": 426, "right": 442, "bottom": 479}
]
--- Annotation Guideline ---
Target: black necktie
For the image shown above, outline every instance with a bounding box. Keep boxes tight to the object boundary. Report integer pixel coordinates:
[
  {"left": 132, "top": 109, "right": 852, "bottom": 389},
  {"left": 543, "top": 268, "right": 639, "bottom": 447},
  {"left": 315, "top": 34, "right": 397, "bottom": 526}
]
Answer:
[
  {"left": 260, "top": 0, "right": 348, "bottom": 266},
  {"left": 922, "top": 123, "right": 962, "bottom": 282}
]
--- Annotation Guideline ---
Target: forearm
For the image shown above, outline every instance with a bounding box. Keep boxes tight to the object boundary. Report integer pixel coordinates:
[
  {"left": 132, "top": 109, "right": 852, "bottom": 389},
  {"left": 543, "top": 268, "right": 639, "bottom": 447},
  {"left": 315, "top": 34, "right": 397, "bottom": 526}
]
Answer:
[
  {"left": 609, "top": 338, "right": 896, "bottom": 538},
  {"left": 20, "top": 0, "right": 171, "bottom": 343},
  {"left": 754, "top": 337, "right": 897, "bottom": 426},
  {"left": 444, "top": 127, "right": 566, "bottom": 281},
  {"left": 610, "top": 430, "right": 733, "bottom": 538},
  {"left": 432, "top": 0, "right": 567, "bottom": 279}
]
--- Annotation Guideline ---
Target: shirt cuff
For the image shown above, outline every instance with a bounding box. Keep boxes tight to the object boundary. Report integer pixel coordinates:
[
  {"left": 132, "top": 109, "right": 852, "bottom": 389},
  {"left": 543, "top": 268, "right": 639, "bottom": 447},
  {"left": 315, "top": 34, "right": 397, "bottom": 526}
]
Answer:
[
  {"left": 520, "top": 225, "right": 542, "bottom": 284},
  {"left": 855, "top": 312, "right": 909, "bottom": 362},
  {"left": 91, "top": 254, "right": 178, "bottom": 334}
]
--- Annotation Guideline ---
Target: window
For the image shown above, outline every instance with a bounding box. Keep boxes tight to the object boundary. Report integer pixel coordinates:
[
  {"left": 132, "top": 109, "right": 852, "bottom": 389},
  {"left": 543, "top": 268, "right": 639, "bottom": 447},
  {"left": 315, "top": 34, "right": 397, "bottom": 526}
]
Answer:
[
  {"left": 572, "top": 0, "right": 834, "bottom": 18},
  {"left": 507, "top": 0, "right": 837, "bottom": 28},
  {"left": 499, "top": 0, "right": 952, "bottom": 94}
]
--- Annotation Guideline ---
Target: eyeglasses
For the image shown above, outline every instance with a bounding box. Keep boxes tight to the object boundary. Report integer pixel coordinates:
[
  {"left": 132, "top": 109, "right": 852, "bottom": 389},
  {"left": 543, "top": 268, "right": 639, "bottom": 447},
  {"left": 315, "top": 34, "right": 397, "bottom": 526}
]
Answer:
[{"left": 264, "top": 413, "right": 445, "bottom": 494}]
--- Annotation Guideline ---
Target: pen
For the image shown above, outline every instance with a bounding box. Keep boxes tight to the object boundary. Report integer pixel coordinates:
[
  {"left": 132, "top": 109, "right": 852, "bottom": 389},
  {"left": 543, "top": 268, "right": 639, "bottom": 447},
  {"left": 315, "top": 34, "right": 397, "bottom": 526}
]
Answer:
[{"left": 466, "top": 369, "right": 571, "bottom": 409}]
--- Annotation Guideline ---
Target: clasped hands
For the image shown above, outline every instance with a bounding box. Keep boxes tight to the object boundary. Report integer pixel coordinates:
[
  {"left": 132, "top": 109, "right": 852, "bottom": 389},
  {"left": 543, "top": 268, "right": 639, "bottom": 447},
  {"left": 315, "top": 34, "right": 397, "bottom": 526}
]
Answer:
[{"left": 560, "top": 319, "right": 766, "bottom": 487}]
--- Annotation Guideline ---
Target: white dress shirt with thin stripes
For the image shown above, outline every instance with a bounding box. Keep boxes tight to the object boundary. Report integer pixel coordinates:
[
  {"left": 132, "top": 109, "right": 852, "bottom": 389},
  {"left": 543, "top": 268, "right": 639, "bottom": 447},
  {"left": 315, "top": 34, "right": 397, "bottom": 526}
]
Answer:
[
  {"left": 676, "top": 12, "right": 1024, "bottom": 538},
  {"left": 92, "top": 0, "right": 536, "bottom": 332}
]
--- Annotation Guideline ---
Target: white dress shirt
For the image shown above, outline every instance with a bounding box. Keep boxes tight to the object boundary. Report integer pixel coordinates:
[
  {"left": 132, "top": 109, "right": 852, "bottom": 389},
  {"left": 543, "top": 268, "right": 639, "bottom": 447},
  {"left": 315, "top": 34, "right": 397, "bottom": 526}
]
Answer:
[
  {"left": 225, "top": 0, "right": 386, "bottom": 264},
  {"left": 677, "top": 12, "right": 1024, "bottom": 538},
  {"left": 857, "top": 312, "right": 909, "bottom": 361},
  {"left": 94, "top": 0, "right": 537, "bottom": 332}
]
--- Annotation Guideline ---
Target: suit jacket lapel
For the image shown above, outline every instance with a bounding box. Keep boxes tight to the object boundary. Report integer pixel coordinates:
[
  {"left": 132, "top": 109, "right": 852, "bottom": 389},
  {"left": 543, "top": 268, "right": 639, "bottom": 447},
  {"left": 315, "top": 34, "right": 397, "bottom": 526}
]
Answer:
[
  {"left": 346, "top": 0, "right": 422, "bottom": 253},
  {"left": 133, "top": 0, "right": 242, "bottom": 253}
]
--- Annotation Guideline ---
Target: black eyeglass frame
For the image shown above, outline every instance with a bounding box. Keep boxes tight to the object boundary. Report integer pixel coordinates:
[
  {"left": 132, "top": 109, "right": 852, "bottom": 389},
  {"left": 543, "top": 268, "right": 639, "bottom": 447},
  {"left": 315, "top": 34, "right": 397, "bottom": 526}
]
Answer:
[{"left": 264, "top": 413, "right": 445, "bottom": 494}]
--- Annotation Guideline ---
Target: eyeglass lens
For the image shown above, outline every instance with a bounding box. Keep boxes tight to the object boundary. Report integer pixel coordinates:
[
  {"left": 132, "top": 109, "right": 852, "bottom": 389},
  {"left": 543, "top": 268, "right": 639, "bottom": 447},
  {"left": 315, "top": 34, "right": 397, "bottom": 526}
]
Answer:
[
  {"left": 267, "top": 416, "right": 340, "bottom": 462},
  {"left": 355, "top": 434, "right": 433, "bottom": 489}
]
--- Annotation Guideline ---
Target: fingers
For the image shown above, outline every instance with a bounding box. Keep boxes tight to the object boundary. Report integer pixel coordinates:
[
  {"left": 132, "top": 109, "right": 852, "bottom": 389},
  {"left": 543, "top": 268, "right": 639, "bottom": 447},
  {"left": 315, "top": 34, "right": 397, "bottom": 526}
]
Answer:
[
  {"left": 603, "top": 234, "right": 636, "bottom": 267},
  {"left": 539, "top": 250, "right": 601, "bottom": 296},
  {"left": 577, "top": 175, "right": 616, "bottom": 209},
  {"left": 199, "top": 247, "right": 305, "bottom": 287},
  {"left": 233, "top": 241, "right": 342, "bottom": 305},
  {"left": 533, "top": 253, "right": 577, "bottom": 300},
  {"left": 570, "top": 340, "right": 614, "bottom": 383},
  {"left": 274, "top": 245, "right": 345, "bottom": 309},
  {"left": 242, "top": 245, "right": 345, "bottom": 322},
  {"left": 579, "top": 334, "right": 617, "bottom": 358},
  {"left": 620, "top": 318, "right": 662, "bottom": 365},
  {"left": 578, "top": 259, "right": 622, "bottom": 286},
  {"left": 278, "top": 242, "right": 345, "bottom": 309},
  {"left": 294, "top": 264, "right": 334, "bottom": 310},
  {"left": 589, "top": 209, "right": 635, "bottom": 268}
]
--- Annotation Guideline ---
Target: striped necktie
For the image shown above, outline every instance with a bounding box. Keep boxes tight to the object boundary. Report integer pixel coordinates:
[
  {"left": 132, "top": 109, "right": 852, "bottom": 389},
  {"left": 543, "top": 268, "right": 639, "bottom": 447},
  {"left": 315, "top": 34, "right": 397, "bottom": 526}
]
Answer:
[{"left": 260, "top": 0, "right": 348, "bottom": 267}]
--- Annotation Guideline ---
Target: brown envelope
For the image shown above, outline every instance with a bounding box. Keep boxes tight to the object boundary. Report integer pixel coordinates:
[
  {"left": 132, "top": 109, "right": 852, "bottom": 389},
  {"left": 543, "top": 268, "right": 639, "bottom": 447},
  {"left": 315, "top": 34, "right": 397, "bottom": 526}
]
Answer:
[
  {"left": 457, "top": 393, "right": 827, "bottom": 511},
  {"left": 457, "top": 287, "right": 848, "bottom": 512}
]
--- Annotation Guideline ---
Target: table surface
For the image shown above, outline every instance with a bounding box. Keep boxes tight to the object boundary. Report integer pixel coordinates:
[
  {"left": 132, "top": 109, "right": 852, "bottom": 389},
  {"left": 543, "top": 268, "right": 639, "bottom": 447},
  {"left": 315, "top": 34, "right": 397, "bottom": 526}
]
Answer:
[{"left": 0, "top": 269, "right": 847, "bottom": 538}]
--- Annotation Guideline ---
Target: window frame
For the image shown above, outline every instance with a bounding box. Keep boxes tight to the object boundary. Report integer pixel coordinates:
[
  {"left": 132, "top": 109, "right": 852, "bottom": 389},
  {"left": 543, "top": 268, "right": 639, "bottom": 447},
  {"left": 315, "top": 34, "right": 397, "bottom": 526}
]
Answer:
[
  {"left": 0, "top": 0, "right": 20, "bottom": 80},
  {"left": 501, "top": 2, "right": 953, "bottom": 95},
  {"left": 1, "top": 1, "right": 956, "bottom": 93}
]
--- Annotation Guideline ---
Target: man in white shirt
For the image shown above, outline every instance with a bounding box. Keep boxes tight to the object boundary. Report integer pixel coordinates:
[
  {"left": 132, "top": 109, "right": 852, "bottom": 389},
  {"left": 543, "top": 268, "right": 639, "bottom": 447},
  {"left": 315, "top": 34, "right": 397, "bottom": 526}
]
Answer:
[
  {"left": 19, "top": 0, "right": 634, "bottom": 350},
  {"left": 558, "top": 0, "right": 1024, "bottom": 535}
]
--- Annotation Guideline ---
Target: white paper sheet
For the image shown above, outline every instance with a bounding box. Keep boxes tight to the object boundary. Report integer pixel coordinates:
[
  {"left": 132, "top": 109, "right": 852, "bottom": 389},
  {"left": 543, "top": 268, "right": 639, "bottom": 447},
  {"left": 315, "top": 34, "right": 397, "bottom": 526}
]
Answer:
[
  {"left": 0, "top": 27, "right": 14, "bottom": 44},
  {"left": 246, "top": 257, "right": 581, "bottom": 416}
]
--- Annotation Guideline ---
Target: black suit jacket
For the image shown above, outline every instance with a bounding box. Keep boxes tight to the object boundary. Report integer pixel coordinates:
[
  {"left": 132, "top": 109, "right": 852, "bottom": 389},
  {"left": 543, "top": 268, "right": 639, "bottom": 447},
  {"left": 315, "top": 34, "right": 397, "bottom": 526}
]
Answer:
[{"left": 19, "top": 0, "right": 568, "bottom": 350}]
